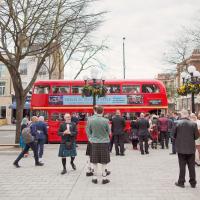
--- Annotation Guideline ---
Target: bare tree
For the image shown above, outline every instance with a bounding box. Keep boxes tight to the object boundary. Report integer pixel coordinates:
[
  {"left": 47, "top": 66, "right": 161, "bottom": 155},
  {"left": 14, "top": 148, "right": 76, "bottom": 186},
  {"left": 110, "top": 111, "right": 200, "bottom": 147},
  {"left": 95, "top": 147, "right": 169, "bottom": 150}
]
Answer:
[
  {"left": 73, "top": 40, "right": 108, "bottom": 79},
  {"left": 0, "top": 0, "right": 105, "bottom": 143},
  {"left": 163, "top": 35, "right": 194, "bottom": 65}
]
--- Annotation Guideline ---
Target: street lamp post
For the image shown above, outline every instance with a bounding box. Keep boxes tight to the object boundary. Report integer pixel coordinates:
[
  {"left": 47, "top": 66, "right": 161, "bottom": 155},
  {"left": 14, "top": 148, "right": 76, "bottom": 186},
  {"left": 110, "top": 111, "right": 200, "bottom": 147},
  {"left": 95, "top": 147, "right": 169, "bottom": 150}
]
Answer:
[
  {"left": 83, "top": 69, "right": 106, "bottom": 108},
  {"left": 123, "top": 37, "right": 126, "bottom": 79},
  {"left": 181, "top": 65, "right": 200, "bottom": 113}
]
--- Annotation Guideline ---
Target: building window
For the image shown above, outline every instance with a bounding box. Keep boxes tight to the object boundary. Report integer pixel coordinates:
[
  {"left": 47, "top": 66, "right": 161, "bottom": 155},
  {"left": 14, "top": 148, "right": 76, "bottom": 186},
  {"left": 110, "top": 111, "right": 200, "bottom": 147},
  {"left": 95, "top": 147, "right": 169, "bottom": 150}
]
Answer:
[
  {"left": 0, "top": 64, "right": 6, "bottom": 78},
  {"left": 0, "top": 82, "right": 6, "bottom": 96},
  {"left": 0, "top": 106, "right": 6, "bottom": 119},
  {"left": 19, "top": 63, "right": 27, "bottom": 75}
]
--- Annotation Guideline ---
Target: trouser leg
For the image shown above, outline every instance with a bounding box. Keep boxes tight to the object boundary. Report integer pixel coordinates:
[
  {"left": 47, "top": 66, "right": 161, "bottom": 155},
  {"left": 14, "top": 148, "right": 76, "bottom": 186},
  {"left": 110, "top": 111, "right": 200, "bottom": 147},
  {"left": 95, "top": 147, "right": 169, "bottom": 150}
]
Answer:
[
  {"left": 172, "top": 138, "right": 176, "bottom": 153},
  {"left": 144, "top": 136, "right": 149, "bottom": 153},
  {"left": 119, "top": 135, "right": 124, "bottom": 154},
  {"left": 29, "top": 142, "right": 39, "bottom": 164},
  {"left": 14, "top": 144, "right": 30, "bottom": 163},
  {"left": 187, "top": 154, "right": 196, "bottom": 186},
  {"left": 139, "top": 136, "right": 144, "bottom": 154},
  {"left": 178, "top": 153, "right": 186, "bottom": 185},
  {"left": 165, "top": 132, "right": 169, "bottom": 148},
  {"left": 160, "top": 132, "right": 164, "bottom": 149},
  {"left": 38, "top": 139, "right": 45, "bottom": 158},
  {"left": 109, "top": 135, "right": 114, "bottom": 152},
  {"left": 71, "top": 156, "right": 75, "bottom": 163},
  {"left": 114, "top": 136, "right": 120, "bottom": 155}
]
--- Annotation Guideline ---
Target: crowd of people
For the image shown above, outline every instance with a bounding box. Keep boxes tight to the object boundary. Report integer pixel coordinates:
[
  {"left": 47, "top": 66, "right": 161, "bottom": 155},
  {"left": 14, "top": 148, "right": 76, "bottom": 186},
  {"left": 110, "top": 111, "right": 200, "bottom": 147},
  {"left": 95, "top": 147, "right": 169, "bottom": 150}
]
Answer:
[{"left": 13, "top": 107, "right": 200, "bottom": 187}]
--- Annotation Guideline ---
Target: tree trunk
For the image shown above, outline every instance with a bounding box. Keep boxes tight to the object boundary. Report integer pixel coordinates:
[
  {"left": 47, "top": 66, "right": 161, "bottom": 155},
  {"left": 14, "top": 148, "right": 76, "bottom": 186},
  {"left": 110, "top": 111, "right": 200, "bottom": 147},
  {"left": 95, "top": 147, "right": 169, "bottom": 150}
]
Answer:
[{"left": 15, "top": 97, "right": 25, "bottom": 144}]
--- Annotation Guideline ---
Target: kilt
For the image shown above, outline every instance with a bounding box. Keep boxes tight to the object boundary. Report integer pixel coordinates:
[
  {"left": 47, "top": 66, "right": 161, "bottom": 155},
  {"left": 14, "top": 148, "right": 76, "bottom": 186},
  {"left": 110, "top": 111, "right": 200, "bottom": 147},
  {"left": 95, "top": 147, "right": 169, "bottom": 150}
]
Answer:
[
  {"left": 86, "top": 142, "right": 92, "bottom": 156},
  {"left": 58, "top": 142, "right": 77, "bottom": 157},
  {"left": 90, "top": 143, "right": 110, "bottom": 164}
]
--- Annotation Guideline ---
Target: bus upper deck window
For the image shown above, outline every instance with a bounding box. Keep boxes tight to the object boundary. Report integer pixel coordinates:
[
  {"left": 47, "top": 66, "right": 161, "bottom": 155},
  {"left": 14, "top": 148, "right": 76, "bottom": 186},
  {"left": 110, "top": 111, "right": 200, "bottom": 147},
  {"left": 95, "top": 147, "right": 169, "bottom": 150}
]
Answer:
[
  {"left": 72, "top": 86, "right": 83, "bottom": 94},
  {"left": 52, "top": 86, "right": 70, "bottom": 94},
  {"left": 106, "top": 85, "right": 120, "bottom": 93},
  {"left": 122, "top": 85, "right": 140, "bottom": 93},
  {"left": 142, "top": 84, "right": 160, "bottom": 93},
  {"left": 34, "top": 86, "right": 49, "bottom": 94}
]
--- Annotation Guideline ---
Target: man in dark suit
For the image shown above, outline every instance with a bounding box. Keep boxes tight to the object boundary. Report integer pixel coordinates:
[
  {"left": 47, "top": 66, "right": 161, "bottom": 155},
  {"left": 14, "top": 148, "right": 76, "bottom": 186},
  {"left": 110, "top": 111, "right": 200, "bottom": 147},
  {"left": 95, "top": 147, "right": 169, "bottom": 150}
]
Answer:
[
  {"left": 137, "top": 113, "right": 150, "bottom": 155},
  {"left": 174, "top": 110, "right": 199, "bottom": 188},
  {"left": 111, "top": 110, "right": 126, "bottom": 156}
]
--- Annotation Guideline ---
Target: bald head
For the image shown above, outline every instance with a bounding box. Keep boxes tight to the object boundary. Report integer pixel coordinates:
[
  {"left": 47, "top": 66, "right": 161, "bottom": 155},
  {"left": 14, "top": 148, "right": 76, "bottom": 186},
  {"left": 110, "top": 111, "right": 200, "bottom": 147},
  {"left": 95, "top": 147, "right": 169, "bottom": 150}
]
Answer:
[
  {"left": 140, "top": 113, "right": 145, "bottom": 118},
  {"left": 180, "top": 110, "right": 189, "bottom": 118},
  {"left": 116, "top": 110, "right": 121, "bottom": 116}
]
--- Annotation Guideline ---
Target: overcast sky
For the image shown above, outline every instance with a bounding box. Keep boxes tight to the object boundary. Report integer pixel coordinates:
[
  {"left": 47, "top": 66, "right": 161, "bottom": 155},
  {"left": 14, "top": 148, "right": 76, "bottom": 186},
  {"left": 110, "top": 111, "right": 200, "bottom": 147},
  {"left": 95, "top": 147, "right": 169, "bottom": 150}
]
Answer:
[{"left": 65, "top": 0, "right": 200, "bottom": 80}]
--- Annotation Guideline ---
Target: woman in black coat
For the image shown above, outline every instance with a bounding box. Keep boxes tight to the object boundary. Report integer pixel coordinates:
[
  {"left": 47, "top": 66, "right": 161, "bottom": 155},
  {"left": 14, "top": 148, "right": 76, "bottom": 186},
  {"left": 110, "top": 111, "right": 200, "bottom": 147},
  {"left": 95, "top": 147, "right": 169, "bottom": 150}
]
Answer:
[{"left": 58, "top": 113, "right": 77, "bottom": 175}]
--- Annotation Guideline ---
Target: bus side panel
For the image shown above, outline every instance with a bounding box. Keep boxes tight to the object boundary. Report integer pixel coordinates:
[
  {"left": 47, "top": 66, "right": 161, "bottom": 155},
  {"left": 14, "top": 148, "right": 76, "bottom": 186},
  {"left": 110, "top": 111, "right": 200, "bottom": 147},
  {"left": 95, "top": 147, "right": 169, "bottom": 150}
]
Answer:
[
  {"left": 48, "top": 121, "right": 61, "bottom": 143},
  {"left": 77, "top": 121, "right": 88, "bottom": 142}
]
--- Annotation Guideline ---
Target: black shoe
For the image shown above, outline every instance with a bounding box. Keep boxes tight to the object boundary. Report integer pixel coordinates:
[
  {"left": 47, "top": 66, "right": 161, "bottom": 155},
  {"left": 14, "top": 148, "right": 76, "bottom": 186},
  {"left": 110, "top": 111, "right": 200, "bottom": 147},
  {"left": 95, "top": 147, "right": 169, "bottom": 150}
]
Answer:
[
  {"left": 61, "top": 169, "right": 67, "bottom": 175},
  {"left": 105, "top": 169, "right": 111, "bottom": 176},
  {"left": 35, "top": 162, "right": 44, "bottom": 166},
  {"left": 175, "top": 182, "right": 184, "bottom": 188},
  {"left": 71, "top": 162, "right": 76, "bottom": 170},
  {"left": 102, "top": 179, "right": 110, "bottom": 184},
  {"left": 116, "top": 154, "right": 120, "bottom": 156},
  {"left": 120, "top": 153, "right": 125, "bottom": 156},
  {"left": 13, "top": 162, "right": 20, "bottom": 168},
  {"left": 92, "top": 179, "right": 98, "bottom": 184},
  {"left": 145, "top": 151, "right": 149, "bottom": 154},
  {"left": 190, "top": 184, "right": 196, "bottom": 188},
  {"left": 86, "top": 171, "right": 93, "bottom": 176},
  {"left": 141, "top": 152, "right": 144, "bottom": 155}
]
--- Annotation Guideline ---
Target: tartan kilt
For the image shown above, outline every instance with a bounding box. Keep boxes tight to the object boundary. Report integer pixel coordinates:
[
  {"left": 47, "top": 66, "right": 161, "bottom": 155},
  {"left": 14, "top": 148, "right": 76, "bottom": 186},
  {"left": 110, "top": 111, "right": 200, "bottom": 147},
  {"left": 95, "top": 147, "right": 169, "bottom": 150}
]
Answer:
[
  {"left": 90, "top": 143, "right": 110, "bottom": 164},
  {"left": 86, "top": 142, "right": 92, "bottom": 156},
  {"left": 58, "top": 142, "right": 77, "bottom": 157}
]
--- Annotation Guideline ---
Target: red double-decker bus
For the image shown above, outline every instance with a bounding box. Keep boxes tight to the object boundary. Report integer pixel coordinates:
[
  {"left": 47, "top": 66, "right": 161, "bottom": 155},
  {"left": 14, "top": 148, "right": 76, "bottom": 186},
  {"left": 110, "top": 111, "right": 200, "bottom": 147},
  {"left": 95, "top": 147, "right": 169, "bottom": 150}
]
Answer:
[{"left": 30, "top": 80, "right": 168, "bottom": 143}]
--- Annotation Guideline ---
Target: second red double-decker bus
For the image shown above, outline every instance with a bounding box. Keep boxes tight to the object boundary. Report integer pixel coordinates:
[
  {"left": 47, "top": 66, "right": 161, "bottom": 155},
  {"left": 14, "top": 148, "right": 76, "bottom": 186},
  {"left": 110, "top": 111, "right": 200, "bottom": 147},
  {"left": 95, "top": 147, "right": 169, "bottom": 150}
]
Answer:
[{"left": 30, "top": 79, "right": 168, "bottom": 143}]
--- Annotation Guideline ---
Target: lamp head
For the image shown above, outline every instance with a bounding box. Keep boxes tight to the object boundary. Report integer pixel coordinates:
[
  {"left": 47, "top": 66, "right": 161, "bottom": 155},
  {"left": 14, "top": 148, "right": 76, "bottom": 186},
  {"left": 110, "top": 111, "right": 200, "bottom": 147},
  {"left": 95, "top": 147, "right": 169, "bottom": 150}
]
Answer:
[
  {"left": 181, "top": 71, "right": 187, "bottom": 79},
  {"left": 188, "top": 65, "right": 196, "bottom": 74},
  {"left": 83, "top": 75, "right": 88, "bottom": 81},
  {"left": 90, "top": 68, "right": 99, "bottom": 79}
]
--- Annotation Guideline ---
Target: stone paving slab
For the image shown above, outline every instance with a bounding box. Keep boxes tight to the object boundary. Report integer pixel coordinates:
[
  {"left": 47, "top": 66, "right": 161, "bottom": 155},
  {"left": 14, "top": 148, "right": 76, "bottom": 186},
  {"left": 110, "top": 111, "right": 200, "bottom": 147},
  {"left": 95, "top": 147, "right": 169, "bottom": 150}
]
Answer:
[{"left": 0, "top": 144, "right": 199, "bottom": 200}]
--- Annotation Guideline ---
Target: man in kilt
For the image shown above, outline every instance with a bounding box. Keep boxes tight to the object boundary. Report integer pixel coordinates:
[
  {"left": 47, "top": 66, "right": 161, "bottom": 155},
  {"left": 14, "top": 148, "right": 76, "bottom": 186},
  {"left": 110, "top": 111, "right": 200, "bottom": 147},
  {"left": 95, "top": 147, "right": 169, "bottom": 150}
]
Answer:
[{"left": 86, "top": 105, "right": 111, "bottom": 184}]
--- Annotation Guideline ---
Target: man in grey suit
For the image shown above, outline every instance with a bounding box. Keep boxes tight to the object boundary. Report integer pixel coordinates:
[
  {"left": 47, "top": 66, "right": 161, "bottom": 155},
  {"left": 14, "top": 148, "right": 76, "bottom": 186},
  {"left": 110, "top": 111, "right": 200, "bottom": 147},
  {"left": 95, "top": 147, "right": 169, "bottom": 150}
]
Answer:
[
  {"left": 174, "top": 110, "right": 199, "bottom": 188},
  {"left": 137, "top": 113, "right": 150, "bottom": 155},
  {"left": 111, "top": 110, "right": 126, "bottom": 156}
]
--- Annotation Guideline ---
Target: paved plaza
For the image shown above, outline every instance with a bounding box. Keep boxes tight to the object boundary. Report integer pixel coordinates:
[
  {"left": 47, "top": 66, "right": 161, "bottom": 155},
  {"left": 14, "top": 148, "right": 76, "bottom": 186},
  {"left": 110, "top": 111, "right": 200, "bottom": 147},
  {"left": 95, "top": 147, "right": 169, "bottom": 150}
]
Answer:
[{"left": 0, "top": 143, "right": 200, "bottom": 200}]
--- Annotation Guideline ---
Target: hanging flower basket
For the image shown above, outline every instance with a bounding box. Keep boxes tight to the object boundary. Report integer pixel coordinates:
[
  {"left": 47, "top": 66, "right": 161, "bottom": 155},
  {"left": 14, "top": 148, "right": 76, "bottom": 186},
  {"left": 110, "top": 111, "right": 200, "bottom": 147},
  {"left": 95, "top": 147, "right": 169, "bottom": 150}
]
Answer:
[
  {"left": 177, "top": 83, "right": 200, "bottom": 96},
  {"left": 82, "top": 85, "right": 107, "bottom": 97}
]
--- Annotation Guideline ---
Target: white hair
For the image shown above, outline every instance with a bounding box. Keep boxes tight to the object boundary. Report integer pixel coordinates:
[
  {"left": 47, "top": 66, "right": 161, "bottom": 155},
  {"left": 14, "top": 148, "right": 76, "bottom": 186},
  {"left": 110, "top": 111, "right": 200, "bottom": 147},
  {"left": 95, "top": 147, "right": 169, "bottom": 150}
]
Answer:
[
  {"left": 38, "top": 116, "right": 44, "bottom": 121},
  {"left": 180, "top": 110, "right": 189, "bottom": 118}
]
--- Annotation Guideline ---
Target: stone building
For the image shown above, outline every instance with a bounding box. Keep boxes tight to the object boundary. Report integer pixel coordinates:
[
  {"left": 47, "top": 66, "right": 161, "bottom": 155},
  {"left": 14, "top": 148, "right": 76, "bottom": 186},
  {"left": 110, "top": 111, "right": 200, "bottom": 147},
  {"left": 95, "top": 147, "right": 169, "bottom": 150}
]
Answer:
[
  {"left": 156, "top": 73, "right": 176, "bottom": 112},
  {"left": 0, "top": 53, "right": 64, "bottom": 125},
  {"left": 175, "top": 49, "right": 200, "bottom": 113}
]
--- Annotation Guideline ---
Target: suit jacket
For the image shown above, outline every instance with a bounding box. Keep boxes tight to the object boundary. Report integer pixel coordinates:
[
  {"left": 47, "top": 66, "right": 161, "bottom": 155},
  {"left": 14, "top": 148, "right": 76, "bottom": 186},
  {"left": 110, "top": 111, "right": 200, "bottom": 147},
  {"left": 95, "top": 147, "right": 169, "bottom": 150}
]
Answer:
[
  {"left": 58, "top": 122, "right": 77, "bottom": 144},
  {"left": 174, "top": 118, "right": 199, "bottom": 154},
  {"left": 137, "top": 118, "right": 150, "bottom": 136},
  {"left": 111, "top": 115, "right": 125, "bottom": 135}
]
